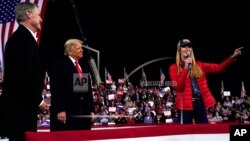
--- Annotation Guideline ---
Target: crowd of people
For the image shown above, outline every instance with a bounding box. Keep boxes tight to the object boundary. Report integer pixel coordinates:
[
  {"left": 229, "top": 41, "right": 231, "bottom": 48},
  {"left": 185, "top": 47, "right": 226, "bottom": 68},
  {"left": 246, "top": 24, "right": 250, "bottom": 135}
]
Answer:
[{"left": 37, "top": 79, "right": 250, "bottom": 128}]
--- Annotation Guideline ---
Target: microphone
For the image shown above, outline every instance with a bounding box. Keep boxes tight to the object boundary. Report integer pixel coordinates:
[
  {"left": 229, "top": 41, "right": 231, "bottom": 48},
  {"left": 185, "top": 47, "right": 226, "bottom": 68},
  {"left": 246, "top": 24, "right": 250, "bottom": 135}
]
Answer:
[
  {"left": 186, "top": 50, "right": 192, "bottom": 70},
  {"left": 186, "top": 50, "right": 191, "bottom": 57}
]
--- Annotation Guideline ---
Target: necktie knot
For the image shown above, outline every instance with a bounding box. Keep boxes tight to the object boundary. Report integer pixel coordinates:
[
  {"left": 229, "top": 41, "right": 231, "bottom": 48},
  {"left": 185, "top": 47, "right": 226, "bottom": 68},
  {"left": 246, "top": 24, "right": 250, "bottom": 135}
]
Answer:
[{"left": 75, "top": 60, "right": 79, "bottom": 66}]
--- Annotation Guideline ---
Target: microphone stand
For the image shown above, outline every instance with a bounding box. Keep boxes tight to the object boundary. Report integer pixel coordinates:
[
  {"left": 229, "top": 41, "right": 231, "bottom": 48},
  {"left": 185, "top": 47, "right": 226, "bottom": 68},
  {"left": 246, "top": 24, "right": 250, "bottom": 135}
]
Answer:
[
  {"left": 70, "top": 0, "right": 101, "bottom": 86},
  {"left": 70, "top": 0, "right": 87, "bottom": 45}
]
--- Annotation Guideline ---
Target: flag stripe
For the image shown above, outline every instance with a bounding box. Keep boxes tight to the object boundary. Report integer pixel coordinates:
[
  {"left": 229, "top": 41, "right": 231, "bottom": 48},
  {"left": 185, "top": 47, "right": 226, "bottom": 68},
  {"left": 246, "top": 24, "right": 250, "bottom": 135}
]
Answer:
[
  {"left": 0, "top": 24, "right": 6, "bottom": 49},
  {"left": 8, "top": 21, "right": 15, "bottom": 40},
  {"left": 37, "top": 0, "right": 47, "bottom": 44}
]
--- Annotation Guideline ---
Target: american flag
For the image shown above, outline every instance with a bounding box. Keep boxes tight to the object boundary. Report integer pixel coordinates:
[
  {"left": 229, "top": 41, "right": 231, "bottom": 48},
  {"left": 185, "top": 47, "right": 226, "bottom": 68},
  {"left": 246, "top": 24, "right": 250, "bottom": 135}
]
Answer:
[
  {"left": 160, "top": 68, "right": 165, "bottom": 86},
  {"left": 124, "top": 67, "right": 129, "bottom": 83},
  {"left": 241, "top": 81, "right": 246, "bottom": 98},
  {"left": 142, "top": 68, "right": 147, "bottom": 81},
  {"left": 221, "top": 80, "right": 224, "bottom": 99},
  {"left": 105, "top": 67, "right": 113, "bottom": 84},
  {"left": 0, "top": 0, "right": 47, "bottom": 79},
  {"left": 141, "top": 68, "right": 147, "bottom": 86}
]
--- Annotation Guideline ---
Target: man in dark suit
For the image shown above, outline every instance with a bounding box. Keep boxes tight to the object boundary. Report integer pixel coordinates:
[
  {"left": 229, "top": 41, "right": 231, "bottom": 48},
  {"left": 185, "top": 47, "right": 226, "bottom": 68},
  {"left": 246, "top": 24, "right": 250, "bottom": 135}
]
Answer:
[
  {"left": 50, "top": 39, "right": 95, "bottom": 131},
  {"left": 0, "top": 2, "right": 47, "bottom": 141}
]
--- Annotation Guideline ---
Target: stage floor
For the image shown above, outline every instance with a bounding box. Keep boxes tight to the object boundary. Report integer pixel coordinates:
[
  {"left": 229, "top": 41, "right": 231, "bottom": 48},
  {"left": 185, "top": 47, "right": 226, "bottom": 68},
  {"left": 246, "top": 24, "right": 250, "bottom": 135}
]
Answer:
[{"left": 25, "top": 122, "right": 250, "bottom": 141}]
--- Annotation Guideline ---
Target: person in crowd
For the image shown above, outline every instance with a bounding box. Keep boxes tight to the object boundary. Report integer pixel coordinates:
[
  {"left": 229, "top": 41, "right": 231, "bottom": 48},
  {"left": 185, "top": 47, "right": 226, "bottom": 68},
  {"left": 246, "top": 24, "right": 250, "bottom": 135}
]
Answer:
[
  {"left": 0, "top": 2, "right": 48, "bottom": 141},
  {"left": 169, "top": 38, "right": 243, "bottom": 124},
  {"left": 50, "top": 39, "right": 95, "bottom": 131}
]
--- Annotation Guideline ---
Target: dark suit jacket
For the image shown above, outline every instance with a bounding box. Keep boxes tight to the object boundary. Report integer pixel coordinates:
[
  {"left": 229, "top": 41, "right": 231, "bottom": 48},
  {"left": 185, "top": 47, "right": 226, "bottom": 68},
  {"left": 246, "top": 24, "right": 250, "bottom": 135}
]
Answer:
[
  {"left": 50, "top": 56, "right": 95, "bottom": 131},
  {"left": 0, "top": 25, "right": 45, "bottom": 140}
]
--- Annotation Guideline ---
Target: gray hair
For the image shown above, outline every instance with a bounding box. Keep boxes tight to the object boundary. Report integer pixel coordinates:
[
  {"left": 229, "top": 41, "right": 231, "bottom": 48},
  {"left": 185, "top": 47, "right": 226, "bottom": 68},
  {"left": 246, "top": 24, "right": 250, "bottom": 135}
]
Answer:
[
  {"left": 64, "top": 39, "right": 83, "bottom": 55},
  {"left": 15, "top": 2, "right": 38, "bottom": 23}
]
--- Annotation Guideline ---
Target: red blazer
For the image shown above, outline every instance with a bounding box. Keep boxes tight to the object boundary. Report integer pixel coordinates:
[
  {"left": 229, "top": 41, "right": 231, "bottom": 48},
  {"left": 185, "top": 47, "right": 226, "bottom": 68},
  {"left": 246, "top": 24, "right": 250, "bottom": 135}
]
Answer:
[{"left": 169, "top": 57, "right": 234, "bottom": 110}]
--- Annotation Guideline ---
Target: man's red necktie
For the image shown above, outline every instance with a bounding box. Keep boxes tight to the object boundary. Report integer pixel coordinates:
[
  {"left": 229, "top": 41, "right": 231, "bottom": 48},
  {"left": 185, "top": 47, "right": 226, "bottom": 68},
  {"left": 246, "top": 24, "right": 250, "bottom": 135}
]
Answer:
[{"left": 75, "top": 61, "right": 83, "bottom": 78}]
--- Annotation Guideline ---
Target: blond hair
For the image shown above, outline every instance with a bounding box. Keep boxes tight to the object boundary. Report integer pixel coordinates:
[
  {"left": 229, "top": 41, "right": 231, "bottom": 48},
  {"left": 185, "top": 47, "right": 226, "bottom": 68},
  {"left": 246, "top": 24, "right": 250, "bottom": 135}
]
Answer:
[
  {"left": 64, "top": 39, "right": 83, "bottom": 55},
  {"left": 176, "top": 47, "right": 203, "bottom": 78}
]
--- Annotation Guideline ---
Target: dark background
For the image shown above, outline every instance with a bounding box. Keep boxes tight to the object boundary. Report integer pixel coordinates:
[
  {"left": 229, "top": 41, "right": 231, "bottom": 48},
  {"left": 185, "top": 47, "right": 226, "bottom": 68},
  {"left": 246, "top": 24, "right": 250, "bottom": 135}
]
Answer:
[{"left": 40, "top": 0, "right": 249, "bottom": 100}]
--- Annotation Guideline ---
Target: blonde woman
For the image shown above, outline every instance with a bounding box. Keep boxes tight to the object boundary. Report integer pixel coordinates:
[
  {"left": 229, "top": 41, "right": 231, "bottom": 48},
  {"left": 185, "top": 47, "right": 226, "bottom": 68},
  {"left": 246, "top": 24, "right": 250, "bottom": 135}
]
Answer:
[{"left": 169, "top": 39, "right": 242, "bottom": 124}]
